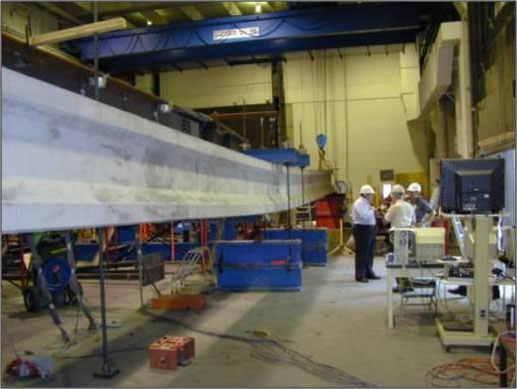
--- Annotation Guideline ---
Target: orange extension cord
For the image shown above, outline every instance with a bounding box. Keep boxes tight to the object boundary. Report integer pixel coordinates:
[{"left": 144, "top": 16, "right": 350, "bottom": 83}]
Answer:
[{"left": 426, "top": 357, "right": 515, "bottom": 387}]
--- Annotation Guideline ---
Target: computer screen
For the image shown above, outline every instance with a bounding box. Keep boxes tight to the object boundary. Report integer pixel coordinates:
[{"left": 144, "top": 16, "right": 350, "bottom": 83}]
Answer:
[{"left": 440, "top": 158, "right": 505, "bottom": 214}]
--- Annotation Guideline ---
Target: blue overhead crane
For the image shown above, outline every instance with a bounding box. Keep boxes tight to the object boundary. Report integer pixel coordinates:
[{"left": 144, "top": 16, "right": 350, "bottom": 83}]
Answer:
[{"left": 67, "top": 3, "right": 452, "bottom": 73}]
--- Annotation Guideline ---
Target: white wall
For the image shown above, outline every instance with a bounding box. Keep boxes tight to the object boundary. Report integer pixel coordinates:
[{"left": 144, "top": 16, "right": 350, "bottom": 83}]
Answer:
[
  {"left": 159, "top": 63, "right": 272, "bottom": 108},
  {"left": 284, "top": 44, "right": 426, "bottom": 196},
  {"left": 148, "top": 44, "right": 427, "bottom": 197}
]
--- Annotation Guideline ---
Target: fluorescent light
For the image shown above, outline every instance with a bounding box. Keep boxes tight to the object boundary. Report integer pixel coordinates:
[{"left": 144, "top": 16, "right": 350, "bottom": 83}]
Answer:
[{"left": 255, "top": 4, "right": 262, "bottom": 13}]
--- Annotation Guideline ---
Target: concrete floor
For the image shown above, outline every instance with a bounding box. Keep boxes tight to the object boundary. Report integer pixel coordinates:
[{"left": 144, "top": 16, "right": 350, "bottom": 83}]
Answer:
[{"left": 1, "top": 255, "right": 497, "bottom": 387}]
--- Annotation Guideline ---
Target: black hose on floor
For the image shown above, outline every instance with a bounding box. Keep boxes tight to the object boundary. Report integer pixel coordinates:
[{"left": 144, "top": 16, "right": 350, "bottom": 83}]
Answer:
[{"left": 141, "top": 308, "right": 375, "bottom": 388}]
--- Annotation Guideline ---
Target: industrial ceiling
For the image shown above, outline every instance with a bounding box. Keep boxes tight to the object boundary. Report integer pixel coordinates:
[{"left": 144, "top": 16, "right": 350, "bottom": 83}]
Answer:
[
  {"left": 25, "top": 2, "right": 459, "bottom": 74},
  {"left": 38, "top": 2, "right": 291, "bottom": 27}
]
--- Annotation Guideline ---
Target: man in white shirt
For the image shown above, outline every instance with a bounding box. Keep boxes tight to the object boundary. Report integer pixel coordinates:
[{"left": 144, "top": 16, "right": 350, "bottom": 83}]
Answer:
[
  {"left": 385, "top": 185, "right": 416, "bottom": 228},
  {"left": 352, "top": 185, "right": 380, "bottom": 283},
  {"left": 385, "top": 184, "right": 416, "bottom": 292}
]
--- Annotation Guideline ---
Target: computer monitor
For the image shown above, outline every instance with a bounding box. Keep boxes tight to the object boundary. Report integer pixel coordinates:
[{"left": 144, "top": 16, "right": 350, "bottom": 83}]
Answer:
[{"left": 440, "top": 158, "right": 505, "bottom": 214}]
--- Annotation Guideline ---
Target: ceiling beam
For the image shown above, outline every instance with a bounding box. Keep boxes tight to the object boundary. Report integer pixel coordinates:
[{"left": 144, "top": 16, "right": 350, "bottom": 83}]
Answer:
[
  {"left": 222, "top": 2, "right": 242, "bottom": 16},
  {"left": 30, "top": 17, "right": 127, "bottom": 46},
  {"left": 124, "top": 13, "right": 147, "bottom": 28},
  {"left": 171, "top": 63, "right": 183, "bottom": 72},
  {"left": 262, "top": 3, "right": 274, "bottom": 13},
  {"left": 73, "top": 1, "right": 92, "bottom": 15},
  {"left": 453, "top": 2, "right": 467, "bottom": 19},
  {"left": 67, "top": 2, "right": 135, "bottom": 28},
  {"left": 268, "top": 2, "right": 288, "bottom": 12},
  {"left": 97, "top": 3, "right": 178, "bottom": 18},
  {"left": 39, "top": 2, "right": 82, "bottom": 25},
  {"left": 179, "top": 5, "right": 205, "bottom": 21},
  {"left": 141, "top": 10, "right": 169, "bottom": 25}
]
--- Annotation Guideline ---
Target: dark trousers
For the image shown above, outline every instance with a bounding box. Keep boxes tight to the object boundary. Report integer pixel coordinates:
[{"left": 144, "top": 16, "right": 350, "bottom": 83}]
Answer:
[{"left": 353, "top": 225, "right": 376, "bottom": 280}]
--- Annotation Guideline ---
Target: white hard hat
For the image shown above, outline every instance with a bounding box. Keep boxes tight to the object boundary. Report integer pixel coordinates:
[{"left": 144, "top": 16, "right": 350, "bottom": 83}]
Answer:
[
  {"left": 359, "top": 184, "right": 375, "bottom": 195},
  {"left": 391, "top": 184, "right": 405, "bottom": 195},
  {"left": 407, "top": 182, "right": 422, "bottom": 192}
]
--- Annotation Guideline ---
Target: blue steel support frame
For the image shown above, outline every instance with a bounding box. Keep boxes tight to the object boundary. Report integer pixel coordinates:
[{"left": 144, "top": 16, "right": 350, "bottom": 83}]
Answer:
[
  {"left": 68, "top": 4, "right": 438, "bottom": 72},
  {"left": 242, "top": 148, "right": 310, "bottom": 168}
]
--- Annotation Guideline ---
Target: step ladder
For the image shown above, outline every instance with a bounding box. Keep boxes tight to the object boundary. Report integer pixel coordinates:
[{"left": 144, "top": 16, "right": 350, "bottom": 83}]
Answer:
[{"left": 170, "top": 247, "right": 209, "bottom": 293}]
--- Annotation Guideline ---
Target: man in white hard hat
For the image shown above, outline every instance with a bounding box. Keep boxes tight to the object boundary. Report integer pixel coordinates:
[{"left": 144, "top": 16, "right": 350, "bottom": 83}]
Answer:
[
  {"left": 406, "top": 182, "right": 434, "bottom": 227},
  {"left": 351, "top": 185, "right": 380, "bottom": 283},
  {"left": 384, "top": 185, "right": 416, "bottom": 228},
  {"left": 385, "top": 184, "right": 416, "bottom": 292}
]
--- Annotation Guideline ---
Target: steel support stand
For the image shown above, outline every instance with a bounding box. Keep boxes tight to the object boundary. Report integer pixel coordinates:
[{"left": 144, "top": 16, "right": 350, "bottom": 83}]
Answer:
[
  {"left": 286, "top": 164, "right": 292, "bottom": 240},
  {"left": 170, "top": 221, "right": 175, "bottom": 262},
  {"left": 93, "top": 226, "right": 119, "bottom": 379},
  {"left": 28, "top": 235, "right": 71, "bottom": 344},
  {"left": 64, "top": 232, "right": 97, "bottom": 331},
  {"left": 19, "top": 234, "right": 27, "bottom": 289},
  {"left": 435, "top": 214, "right": 494, "bottom": 348},
  {"left": 135, "top": 225, "right": 144, "bottom": 309},
  {"left": 301, "top": 167, "right": 306, "bottom": 266},
  {"left": 93, "top": 1, "right": 99, "bottom": 102}
]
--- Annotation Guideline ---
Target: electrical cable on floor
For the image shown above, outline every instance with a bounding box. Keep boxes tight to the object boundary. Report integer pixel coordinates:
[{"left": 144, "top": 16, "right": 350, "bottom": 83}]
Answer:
[
  {"left": 490, "top": 330, "right": 516, "bottom": 374},
  {"left": 425, "top": 357, "right": 514, "bottom": 387},
  {"left": 55, "top": 306, "right": 375, "bottom": 387},
  {"left": 139, "top": 308, "right": 375, "bottom": 388}
]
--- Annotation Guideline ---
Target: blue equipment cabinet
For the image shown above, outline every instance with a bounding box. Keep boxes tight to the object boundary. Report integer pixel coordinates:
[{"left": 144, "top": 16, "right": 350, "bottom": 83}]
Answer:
[
  {"left": 263, "top": 228, "right": 328, "bottom": 266},
  {"left": 214, "top": 240, "right": 302, "bottom": 291}
]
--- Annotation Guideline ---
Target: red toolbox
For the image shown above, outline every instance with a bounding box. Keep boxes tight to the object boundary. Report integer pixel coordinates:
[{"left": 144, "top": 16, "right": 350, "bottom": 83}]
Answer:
[{"left": 148, "top": 336, "right": 195, "bottom": 370}]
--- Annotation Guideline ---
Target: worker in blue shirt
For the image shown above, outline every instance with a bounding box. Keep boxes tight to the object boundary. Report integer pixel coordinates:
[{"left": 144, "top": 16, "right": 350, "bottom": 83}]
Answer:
[
  {"left": 352, "top": 185, "right": 380, "bottom": 283},
  {"left": 406, "top": 183, "right": 434, "bottom": 226}
]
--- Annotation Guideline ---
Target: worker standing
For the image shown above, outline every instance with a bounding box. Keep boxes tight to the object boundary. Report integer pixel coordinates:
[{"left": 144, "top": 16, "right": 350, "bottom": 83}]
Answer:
[
  {"left": 385, "top": 184, "right": 416, "bottom": 292},
  {"left": 406, "top": 182, "right": 434, "bottom": 227},
  {"left": 352, "top": 185, "right": 380, "bottom": 283},
  {"left": 385, "top": 185, "right": 416, "bottom": 228}
]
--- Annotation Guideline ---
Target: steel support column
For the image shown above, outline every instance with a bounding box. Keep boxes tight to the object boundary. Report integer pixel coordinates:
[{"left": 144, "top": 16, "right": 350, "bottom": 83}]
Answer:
[{"left": 272, "top": 60, "right": 286, "bottom": 147}]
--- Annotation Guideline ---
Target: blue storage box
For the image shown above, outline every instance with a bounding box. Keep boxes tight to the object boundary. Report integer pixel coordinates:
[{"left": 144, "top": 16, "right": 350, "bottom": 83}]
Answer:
[
  {"left": 214, "top": 240, "right": 302, "bottom": 291},
  {"left": 263, "top": 228, "right": 328, "bottom": 266},
  {"left": 142, "top": 242, "right": 173, "bottom": 260},
  {"left": 74, "top": 243, "right": 99, "bottom": 262}
]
